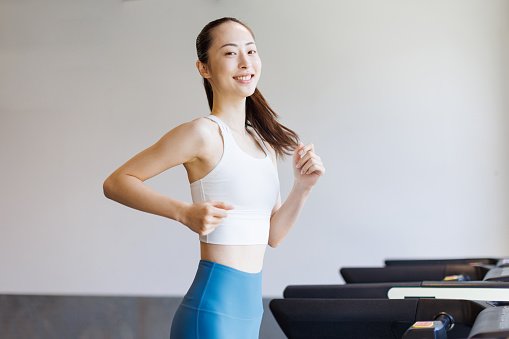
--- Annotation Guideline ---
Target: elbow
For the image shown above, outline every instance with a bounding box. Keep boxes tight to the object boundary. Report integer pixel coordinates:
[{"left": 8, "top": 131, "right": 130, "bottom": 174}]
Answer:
[
  {"left": 268, "top": 238, "right": 281, "bottom": 248},
  {"left": 103, "top": 174, "right": 116, "bottom": 200}
]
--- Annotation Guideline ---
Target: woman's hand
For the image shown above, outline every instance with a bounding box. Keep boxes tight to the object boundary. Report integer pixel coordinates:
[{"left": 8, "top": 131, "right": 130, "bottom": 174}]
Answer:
[
  {"left": 180, "top": 201, "right": 234, "bottom": 236},
  {"left": 293, "top": 143, "right": 325, "bottom": 190}
]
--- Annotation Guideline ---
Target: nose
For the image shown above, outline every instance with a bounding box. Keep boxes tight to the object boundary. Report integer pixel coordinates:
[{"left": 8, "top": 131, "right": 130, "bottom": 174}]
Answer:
[{"left": 238, "top": 52, "right": 251, "bottom": 69}]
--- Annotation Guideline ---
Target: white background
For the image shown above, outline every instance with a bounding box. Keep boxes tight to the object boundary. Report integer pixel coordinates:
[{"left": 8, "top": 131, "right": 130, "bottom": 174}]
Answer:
[{"left": 1, "top": 0, "right": 508, "bottom": 297}]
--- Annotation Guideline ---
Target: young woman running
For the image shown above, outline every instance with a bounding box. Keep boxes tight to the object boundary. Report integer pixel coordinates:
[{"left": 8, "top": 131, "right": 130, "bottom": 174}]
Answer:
[{"left": 103, "top": 17, "right": 325, "bottom": 339}]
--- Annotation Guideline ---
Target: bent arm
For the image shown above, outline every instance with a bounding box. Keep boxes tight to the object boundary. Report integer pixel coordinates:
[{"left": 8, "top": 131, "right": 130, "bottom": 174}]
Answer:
[
  {"left": 104, "top": 169, "right": 190, "bottom": 222},
  {"left": 268, "top": 183, "right": 312, "bottom": 248},
  {"left": 103, "top": 120, "right": 205, "bottom": 223},
  {"left": 268, "top": 143, "right": 325, "bottom": 247}
]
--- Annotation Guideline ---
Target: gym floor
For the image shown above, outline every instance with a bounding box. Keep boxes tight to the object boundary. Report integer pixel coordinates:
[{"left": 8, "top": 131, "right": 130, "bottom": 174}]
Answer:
[{"left": 0, "top": 295, "right": 286, "bottom": 339}]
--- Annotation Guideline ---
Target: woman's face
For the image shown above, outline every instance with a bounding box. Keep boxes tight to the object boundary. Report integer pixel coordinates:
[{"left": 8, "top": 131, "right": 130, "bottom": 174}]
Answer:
[{"left": 200, "top": 21, "right": 262, "bottom": 100}]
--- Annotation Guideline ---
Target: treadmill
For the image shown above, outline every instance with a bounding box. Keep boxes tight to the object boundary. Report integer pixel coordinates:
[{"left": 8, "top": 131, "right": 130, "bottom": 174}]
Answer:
[
  {"left": 270, "top": 298, "right": 509, "bottom": 338},
  {"left": 270, "top": 260, "right": 509, "bottom": 338},
  {"left": 341, "top": 258, "right": 509, "bottom": 283}
]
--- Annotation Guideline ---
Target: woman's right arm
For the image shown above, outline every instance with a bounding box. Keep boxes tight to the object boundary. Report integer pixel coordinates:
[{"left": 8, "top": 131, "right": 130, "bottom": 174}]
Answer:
[{"left": 103, "top": 119, "right": 233, "bottom": 235}]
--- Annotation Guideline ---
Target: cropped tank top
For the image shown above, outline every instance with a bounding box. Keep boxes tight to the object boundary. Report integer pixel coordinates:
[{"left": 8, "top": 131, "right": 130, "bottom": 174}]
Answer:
[{"left": 190, "top": 115, "right": 280, "bottom": 245}]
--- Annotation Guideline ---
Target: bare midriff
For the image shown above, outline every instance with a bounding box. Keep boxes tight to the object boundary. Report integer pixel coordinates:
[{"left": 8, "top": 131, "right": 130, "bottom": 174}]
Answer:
[{"left": 200, "top": 242, "right": 267, "bottom": 273}]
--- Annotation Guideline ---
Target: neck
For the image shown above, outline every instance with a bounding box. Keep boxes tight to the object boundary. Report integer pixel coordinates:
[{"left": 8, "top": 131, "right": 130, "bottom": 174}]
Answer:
[{"left": 210, "top": 96, "right": 247, "bottom": 132}]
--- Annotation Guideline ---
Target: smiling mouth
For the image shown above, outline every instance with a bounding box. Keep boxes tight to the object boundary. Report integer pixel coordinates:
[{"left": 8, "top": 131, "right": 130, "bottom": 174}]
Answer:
[{"left": 233, "top": 74, "right": 254, "bottom": 81}]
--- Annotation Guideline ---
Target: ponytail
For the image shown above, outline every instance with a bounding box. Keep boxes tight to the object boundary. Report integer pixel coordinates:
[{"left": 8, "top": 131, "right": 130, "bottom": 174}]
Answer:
[{"left": 246, "top": 89, "right": 299, "bottom": 157}]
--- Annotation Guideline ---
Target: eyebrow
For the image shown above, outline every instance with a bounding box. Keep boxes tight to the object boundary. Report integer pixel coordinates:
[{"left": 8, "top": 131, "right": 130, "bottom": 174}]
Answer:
[{"left": 220, "top": 42, "right": 255, "bottom": 49}]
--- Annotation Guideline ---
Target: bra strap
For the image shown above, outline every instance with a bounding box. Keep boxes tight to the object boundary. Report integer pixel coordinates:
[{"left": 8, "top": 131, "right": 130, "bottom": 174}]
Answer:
[
  {"left": 204, "top": 115, "right": 230, "bottom": 134},
  {"left": 205, "top": 115, "right": 272, "bottom": 159},
  {"left": 251, "top": 129, "right": 272, "bottom": 159}
]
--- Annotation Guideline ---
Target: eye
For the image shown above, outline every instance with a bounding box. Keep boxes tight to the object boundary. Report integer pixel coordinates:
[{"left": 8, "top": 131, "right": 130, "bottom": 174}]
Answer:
[
  {"left": 225, "top": 51, "right": 236, "bottom": 56},
  {"left": 248, "top": 50, "right": 257, "bottom": 54}
]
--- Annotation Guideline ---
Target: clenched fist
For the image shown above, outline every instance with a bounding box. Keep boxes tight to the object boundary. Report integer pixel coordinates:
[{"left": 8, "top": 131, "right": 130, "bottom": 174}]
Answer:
[{"left": 180, "top": 200, "right": 234, "bottom": 236}]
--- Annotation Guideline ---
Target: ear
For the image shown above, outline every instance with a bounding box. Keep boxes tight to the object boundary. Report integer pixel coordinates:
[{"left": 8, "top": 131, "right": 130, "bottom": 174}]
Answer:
[{"left": 196, "top": 60, "right": 211, "bottom": 79}]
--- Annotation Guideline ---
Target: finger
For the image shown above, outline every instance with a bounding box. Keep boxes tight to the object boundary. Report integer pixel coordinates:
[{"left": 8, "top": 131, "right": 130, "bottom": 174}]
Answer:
[
  {"left": 301, "top": 156, "right": 325, "bottom": 174},
  {"left": 201, "top": 202, "right": 229, "bottom": 219},
  {"left": 298, "top": 143, "right": 315, "bottom": 158},
  {"left": 202, "top": 216, "right": 223, "bottom": 231},
  {"left": 212, "top": 208, "right": 229, "bottom": 219},
  {"left": 293, "top": 143, "right": 304, "bottom": 164},
  {"left": 209, "top": 202, "right": 233, "bottom": 218},
  {"left": 211, "top": 201, "right": 235, "bottom": 210},
  {"left": 296, "top": 151, "right": 319, "bottom": 169},
  {"left": 205, "top": 217, "right": 224, "bottom": 227},
  {"left": 300, "top": 158, "right": 318, "bottom": 174},
  {"left": 200, "top": 227, "right": 216, "bottom": 236},
  {"left": 303, "top": 163, "right": 326, "bottom": 176}
]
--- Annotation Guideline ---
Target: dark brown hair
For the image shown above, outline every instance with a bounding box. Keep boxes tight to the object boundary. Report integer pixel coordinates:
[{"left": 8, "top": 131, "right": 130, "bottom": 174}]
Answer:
[{"left": 196, "top": 17, "right": 299, "bottom": 158}]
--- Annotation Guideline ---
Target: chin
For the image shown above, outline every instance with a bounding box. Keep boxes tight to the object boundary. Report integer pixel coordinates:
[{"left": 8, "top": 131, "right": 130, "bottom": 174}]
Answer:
[
  {"left": 243, "top": 86, "right": 258, "bottom": 98},
  {"left": 246, "top": 90, "right": 257, "bottom": 97}
]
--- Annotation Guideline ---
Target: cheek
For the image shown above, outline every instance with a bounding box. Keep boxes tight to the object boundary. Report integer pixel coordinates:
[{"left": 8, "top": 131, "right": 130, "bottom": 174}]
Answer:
[
  {"left": 216, "top": 60, "right": 236, "bottom": 75},
  {"left": 209, "top": 66, "right": 229, "bottom": 83},
  {"left": 254, "top": 57, "right": 262, "bottom": 71}
]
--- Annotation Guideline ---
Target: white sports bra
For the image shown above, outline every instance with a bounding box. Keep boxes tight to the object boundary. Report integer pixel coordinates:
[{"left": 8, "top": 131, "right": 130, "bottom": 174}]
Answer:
[{"left": 190, "top": 115, "right": 280, "bottom": 245}]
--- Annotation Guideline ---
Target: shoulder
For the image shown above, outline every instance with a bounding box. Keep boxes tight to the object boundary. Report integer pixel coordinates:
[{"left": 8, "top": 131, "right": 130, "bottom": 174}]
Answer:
[
  {"left": 188, "top": 116, "right": 217, "bottom": 131},
  {"left": 173, "top": 116, "right": 214, "bottom": 134},
  {"left": 159, "top": 117, "right": 218, "bottom": 144},
  {"left": 167, "top": 116, "right": 223, "bottom": 160}
]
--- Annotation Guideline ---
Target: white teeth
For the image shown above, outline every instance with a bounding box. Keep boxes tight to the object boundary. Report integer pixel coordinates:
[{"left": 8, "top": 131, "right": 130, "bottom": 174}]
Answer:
[{"left": 234, "top": 75, "right": 251, "bottom": 81}]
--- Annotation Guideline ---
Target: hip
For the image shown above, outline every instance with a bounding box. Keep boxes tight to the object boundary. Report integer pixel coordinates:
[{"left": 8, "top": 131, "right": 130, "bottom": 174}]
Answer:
[{"left": 181, "top": 260, "right": 264, "bottom": 319}]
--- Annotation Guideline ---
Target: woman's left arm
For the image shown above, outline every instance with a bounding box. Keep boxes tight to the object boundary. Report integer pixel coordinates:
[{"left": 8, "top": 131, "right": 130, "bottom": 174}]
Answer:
[{"left": 268, "top": 143, "right": 325, "bottom": 248}]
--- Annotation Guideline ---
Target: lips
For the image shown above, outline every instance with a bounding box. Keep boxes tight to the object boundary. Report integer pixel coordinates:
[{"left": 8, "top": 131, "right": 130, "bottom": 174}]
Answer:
[{"left": 233, "top": 74, "right": 254, "bottom": 81}]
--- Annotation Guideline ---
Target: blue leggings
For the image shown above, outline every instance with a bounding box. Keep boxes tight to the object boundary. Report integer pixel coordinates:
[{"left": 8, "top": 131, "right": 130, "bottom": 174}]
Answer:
[{"left": 170, "top": 260, "right": 263, "bottom": 339}]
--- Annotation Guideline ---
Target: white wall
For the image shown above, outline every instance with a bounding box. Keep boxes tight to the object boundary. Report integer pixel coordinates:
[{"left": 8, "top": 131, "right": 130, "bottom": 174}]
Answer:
[{"left": 1, "top": 0, "right": 508, "bottom": 297}]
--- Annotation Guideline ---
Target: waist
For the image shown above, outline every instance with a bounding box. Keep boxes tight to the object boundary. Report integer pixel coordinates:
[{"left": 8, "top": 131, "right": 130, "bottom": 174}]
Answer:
[{"left": 200, "top": 242, "right": 266, "bottom": 273}]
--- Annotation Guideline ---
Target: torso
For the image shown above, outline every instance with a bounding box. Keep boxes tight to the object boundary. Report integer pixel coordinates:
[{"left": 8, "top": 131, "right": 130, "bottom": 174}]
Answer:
[
  {"left": 184, "top": 116, "right": 277, "bottom": 273},
  {"left": 200, "top": 242, "right": 266, "bottom": 273}
]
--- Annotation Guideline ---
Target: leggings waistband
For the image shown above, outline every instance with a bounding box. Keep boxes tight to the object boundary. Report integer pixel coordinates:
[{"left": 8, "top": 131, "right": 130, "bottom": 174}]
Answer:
[{"left": 180, "top": 260, "right": 263, "bottom": 320}]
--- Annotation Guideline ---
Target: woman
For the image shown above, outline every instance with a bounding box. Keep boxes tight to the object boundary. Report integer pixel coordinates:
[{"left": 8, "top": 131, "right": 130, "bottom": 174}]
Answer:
[{"left": 103, "top": 17, "right": 325, "bottom": 339}]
